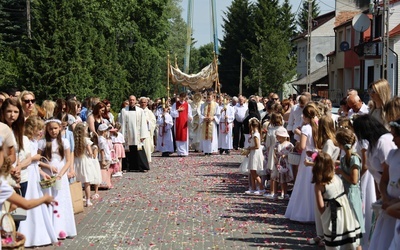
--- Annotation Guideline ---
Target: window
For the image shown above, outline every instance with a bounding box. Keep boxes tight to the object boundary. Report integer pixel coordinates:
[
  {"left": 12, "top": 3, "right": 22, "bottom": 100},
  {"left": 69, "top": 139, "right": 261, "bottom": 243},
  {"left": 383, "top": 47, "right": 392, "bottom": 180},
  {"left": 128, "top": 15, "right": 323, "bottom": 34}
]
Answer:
[{"left": 346, "top": 27, "right": 352, "bottom": 48}]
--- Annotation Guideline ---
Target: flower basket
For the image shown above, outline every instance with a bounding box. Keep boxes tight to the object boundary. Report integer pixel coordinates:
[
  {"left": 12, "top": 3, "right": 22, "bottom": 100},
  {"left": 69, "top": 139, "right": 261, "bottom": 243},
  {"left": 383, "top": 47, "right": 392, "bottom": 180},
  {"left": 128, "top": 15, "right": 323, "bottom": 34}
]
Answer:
[
  {"left": 39, "top": 157, "right": 57, "bottom": 189},
  {"left": 1, "top": 212, "right": 25, "bottom": 249},
  {"left": 288, "top": 150, "right": 301, "bottom": 166}
]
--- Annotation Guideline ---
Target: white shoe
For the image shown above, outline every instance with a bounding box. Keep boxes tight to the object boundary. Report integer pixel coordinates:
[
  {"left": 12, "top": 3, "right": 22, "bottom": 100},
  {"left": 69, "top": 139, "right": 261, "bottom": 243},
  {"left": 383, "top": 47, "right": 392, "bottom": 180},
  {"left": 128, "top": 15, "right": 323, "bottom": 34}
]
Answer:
[
  {"left": 244, "top": 189, "right": 255, "bottom": 194},
  {"left": 263, "top": 193, "right": 277, "bottom": 199},
  {"left": 253, "top": 190, "right": 266, "bottom": 195},
  {"left": 112, "top": 172, "right": 123, "bottom": 177}
]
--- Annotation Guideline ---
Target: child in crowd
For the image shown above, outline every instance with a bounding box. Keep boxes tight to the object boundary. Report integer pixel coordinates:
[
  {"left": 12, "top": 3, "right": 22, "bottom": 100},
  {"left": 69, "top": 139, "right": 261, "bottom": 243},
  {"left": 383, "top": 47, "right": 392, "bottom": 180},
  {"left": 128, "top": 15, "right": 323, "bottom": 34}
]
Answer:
[
  {"left": 110, "top": 122, "right": 125, "bottom": 176},
  {"left": 271, "top": 126, "right": 293, "bottom": 200},
  {"left": 264, "top": 112, "right": 284, "bottom": 199},
  {"left": 312, "top": 152, "right": 362, "bottom": 249},
  {"left": 38, "top": 118, "right": 77, "bottom": 240},
  {"left": 89, "top": 133, "right": 102, "bottom": 198},
  {"left": 244, "top": 117, "right": 264, "bottom": 195},
  {"left": 73, "top": 123, "right": 97, "bottom": 207},
  {"left": 156, "top": 105, "right": 174, "bottom": 157},
  {"left": 18, "top": 116, "right": 58, "bottom": 247},
  {"left": 97, "top": 123, "right": 112, "bottom": 189},
  {"left": 335, "top": 128, "right": 365, "bottom": 248}
]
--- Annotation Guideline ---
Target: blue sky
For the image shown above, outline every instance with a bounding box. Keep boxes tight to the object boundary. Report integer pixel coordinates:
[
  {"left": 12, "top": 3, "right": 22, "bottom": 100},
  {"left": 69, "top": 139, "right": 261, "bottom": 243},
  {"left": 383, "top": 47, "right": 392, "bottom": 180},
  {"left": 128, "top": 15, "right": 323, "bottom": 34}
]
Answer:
[{"left": 181, "top": 0, "right": 335, "bottom": 47}]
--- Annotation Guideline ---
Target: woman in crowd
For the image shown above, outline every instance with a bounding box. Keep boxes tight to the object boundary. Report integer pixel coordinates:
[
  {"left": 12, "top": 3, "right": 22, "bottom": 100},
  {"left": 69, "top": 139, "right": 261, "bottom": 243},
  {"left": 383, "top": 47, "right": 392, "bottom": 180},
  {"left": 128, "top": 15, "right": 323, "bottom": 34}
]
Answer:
[
  {"left": 87, "top": 102, "right": 107, "bottom": 136},
  {"left": 19, "top": 90, "right": 37, "bottom": 120},
  {"left": 368, "top": 79, "right": 391, "bottom": 128}
]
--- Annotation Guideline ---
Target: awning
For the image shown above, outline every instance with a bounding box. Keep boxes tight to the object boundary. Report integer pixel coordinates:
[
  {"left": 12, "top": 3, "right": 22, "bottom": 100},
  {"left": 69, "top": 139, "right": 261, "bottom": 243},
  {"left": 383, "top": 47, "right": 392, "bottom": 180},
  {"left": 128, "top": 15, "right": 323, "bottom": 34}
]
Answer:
[{"left": 291, "top": 66, "right": 327, "bottom": 86}]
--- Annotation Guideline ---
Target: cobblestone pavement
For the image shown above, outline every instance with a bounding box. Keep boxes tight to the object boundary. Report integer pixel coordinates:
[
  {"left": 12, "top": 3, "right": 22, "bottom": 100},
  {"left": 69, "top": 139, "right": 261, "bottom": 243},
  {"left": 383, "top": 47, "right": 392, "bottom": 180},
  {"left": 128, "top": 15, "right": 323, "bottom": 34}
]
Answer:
[{"left": 40, "top": 151, "right": 318, "bottom": 250}]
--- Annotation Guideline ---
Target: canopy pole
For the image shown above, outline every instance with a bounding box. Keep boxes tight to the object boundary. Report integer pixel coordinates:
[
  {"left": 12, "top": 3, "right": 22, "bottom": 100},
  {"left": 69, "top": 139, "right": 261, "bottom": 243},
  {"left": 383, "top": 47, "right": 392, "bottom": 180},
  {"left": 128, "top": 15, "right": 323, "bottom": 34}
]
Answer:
[{"left": 167, "top": 54, "right": 170, "bottom": 100}]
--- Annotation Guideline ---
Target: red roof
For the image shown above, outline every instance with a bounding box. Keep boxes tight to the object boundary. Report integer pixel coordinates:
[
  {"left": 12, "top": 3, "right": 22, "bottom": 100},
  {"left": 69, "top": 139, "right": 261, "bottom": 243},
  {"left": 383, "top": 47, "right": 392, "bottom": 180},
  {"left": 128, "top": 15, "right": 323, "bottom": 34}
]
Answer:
[{"left": 390, "top": 24, "right": 400, "bottom": 37}]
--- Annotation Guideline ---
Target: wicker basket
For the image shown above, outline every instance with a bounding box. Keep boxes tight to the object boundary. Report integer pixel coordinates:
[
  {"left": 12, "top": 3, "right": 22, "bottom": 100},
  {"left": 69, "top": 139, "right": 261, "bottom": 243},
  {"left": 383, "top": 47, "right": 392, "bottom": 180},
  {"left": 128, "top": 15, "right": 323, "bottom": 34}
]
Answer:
[
  {"left": 288, "top": 150, "right": 301, "bottom": 165},
  {"left": 39, "top": 157, "right": 57, "bottom": 189},
  {"left": 1, "top": 212, "right": 25, "bottom": 249}
]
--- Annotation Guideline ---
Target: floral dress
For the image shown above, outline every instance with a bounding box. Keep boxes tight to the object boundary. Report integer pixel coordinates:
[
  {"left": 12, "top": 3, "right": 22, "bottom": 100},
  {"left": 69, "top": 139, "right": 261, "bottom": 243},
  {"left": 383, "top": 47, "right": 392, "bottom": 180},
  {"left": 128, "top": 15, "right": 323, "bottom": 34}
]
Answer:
[{"left": 271, "top": 141, "right": 294, "bottom": 183}]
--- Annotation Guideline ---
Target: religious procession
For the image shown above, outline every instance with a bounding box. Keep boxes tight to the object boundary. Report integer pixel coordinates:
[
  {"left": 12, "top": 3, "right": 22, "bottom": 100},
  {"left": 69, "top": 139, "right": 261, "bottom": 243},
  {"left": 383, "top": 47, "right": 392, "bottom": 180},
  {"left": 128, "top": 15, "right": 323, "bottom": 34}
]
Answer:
[{"left": 1, "top": 61, "right": 400, "bottom": 249}]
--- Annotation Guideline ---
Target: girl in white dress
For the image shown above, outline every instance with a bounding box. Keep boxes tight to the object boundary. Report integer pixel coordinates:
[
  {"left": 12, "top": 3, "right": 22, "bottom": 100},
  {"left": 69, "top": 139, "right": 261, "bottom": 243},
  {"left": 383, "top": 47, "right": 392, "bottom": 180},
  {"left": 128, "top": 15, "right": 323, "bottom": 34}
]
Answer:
[
  {"left": 285, "top": 104, "right": 317, "bottom": 222},
  {"left": 18, "top": 116, "right": 58, "bottom": 247},
  {"left": 263, "top": 113, "right": 284, "bottom": 199},
  {"left": 312, "top": 152, "right": 362, "bottom": 249},
  {"left": 371, "top": 119, "right": 400, "bottom": 250},
  {"left": 38, "top": 118, "right": 77, "bottom": 240},
  {"left": 73, "top": 123, "right": 98, "bottom": 207},
  {"left": 244, "top": 117, "right": 264, "bottom": 195},
  {"left": 156, "top": 106, "right": 174, "bottom": 156},
  {"left": 270, "top": 126, "right": 293, "bottom": 199}
]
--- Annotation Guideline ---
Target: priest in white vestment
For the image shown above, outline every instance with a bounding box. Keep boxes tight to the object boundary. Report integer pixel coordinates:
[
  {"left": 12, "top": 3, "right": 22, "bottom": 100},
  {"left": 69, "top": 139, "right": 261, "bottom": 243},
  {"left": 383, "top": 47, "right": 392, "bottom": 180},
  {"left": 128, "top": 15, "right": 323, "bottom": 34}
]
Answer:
[
  {"left": 120, "top": 95, "right": 150, "bottom": 172},
  {"left": 170, "top": 92, "right": 193, "bottom": 156},
  {"left": 189, "top": 92, "right": 203, "bottom": 152},
  {"left": 200, "top": 93, "right": 220, "bottom": 155},
  {"left": 139, "top": 97, "right": 156, "bottom": 163},
  {"left": 218, "top": 98, "right": 234, "bottom": 154}
]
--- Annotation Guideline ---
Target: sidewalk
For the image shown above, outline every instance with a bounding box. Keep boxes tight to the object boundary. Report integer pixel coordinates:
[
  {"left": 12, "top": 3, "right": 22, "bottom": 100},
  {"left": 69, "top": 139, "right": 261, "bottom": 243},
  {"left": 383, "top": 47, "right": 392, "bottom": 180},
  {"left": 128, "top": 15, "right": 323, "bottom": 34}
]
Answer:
[{"left": 40, "top": 151, "right": 316, "bottom": 249}]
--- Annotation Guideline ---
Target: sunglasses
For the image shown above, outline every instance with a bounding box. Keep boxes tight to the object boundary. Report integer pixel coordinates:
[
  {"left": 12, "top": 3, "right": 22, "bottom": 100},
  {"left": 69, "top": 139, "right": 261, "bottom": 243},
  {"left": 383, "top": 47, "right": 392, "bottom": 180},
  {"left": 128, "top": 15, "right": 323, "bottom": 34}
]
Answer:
[
  {"left": 23, "top": 99, "right": 36, "bottom": 104},
  {"left": 272, "top": 98, "right": 279, "bottom": 101}
]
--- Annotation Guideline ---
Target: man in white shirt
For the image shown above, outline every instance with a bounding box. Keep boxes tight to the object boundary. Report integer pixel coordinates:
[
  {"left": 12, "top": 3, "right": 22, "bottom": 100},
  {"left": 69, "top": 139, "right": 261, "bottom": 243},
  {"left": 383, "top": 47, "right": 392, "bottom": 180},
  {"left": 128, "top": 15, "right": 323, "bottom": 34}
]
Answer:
[
  {"left": 347, "top": 94, "right": 369, "bottom": 118},
  {"left": 233, "top": 95, "right": 247, "bottom": 150}
]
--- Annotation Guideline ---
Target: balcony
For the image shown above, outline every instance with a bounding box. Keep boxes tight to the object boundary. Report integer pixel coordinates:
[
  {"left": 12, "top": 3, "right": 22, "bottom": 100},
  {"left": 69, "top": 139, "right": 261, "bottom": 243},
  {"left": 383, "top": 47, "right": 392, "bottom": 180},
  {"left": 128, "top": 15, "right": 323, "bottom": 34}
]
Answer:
[{"left": 354, "top": 41, "right": 382, "bottom": 59}]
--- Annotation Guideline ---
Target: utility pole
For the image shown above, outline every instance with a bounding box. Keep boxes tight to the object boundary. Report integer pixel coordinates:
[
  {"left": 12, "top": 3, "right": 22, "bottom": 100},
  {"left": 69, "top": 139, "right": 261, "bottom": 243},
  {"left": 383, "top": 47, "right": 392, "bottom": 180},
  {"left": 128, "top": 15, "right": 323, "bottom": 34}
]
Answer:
[
  {"left": 306, "top": 0, "right": 312, "bottom": 93},
  {"left": 239, "top": 54, "right": 243, "bottom": 95},
  {"left": 382, "top": 0, "right": 389, "bottom": 79},
  {"left": 27, "top": 0, "right": 31, "bottom": 39}
]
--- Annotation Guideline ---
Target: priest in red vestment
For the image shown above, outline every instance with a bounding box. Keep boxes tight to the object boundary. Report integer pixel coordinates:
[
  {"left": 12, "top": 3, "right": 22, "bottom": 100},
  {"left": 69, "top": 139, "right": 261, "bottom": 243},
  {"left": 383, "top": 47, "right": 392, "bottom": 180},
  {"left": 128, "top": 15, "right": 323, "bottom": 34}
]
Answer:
[{"left": 170, "top": 92, "right": 192, "bottom": 156}]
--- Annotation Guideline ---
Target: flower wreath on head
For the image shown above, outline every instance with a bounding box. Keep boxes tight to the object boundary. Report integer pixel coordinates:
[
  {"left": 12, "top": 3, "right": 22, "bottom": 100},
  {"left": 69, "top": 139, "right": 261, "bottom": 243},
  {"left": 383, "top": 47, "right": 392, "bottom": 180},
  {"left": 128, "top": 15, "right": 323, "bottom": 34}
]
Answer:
[
  {"left": 248, "top": 117, "right": 259, "bottom": 124},
  {"left": 44, "top": 118, "right": 62, "bottom": 125}
]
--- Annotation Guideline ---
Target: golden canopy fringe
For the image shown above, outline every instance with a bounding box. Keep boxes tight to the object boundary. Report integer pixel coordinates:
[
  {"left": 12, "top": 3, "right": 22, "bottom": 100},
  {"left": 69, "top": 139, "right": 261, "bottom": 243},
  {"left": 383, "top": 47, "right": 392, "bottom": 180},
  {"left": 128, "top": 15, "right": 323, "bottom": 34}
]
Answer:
[{"left": 169, "top": 59, "right": 218, "bottom": 91}]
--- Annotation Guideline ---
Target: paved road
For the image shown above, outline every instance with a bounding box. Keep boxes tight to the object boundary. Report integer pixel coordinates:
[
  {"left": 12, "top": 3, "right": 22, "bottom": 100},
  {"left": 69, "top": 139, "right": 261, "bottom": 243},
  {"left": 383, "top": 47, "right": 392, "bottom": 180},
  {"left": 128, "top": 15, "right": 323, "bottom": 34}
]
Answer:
[{"left": 41, "top": 151, "right": 317, "bottom": 249}]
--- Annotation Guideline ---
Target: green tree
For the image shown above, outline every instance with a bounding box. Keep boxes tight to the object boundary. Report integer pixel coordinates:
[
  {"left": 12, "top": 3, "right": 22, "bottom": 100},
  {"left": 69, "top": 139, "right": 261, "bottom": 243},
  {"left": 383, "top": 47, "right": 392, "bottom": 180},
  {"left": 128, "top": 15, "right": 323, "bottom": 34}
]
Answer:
[
  {"left": 219, "top": 0, "right": 256, "bottom": 96},
  {"left": 247, "top": 0, "right": 295, "bottom": 95},
  {"left": 296, "top": 0, "right": 320, "bottom": 33}
]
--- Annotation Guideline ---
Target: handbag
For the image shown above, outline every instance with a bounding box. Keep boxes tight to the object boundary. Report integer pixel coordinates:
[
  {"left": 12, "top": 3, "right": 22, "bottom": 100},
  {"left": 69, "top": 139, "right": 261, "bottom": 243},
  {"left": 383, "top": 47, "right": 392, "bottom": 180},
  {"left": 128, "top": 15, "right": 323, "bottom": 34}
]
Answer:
[{"left": 238, "top": 157, "right": 249, "bottom": 175}]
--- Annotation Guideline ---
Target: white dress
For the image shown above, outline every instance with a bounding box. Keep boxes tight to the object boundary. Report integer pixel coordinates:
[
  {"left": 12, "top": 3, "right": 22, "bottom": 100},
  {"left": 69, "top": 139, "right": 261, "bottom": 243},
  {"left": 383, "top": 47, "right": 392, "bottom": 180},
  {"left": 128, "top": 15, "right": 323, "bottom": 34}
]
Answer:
[
  {"left": 356, "top": 139, "right": 376, "bottom": 249},
  {"left": 367, "top": 133, "right": 396, "bottom": 184},
  {"left": 39, "top": 138, "right": 77, "bottom": 239},
  {"left": 370, "top": 148, "right": 400, "bottom": 250},
  {"left": 18, "top": 139, "right": 58, "bottom": 247},
  {"left": 75, "top": 137, "right": 97, "bottom": 183},
  {"left": 218, "top": 105, "right": 234, "bottom": 150},
  {"left": 156, "top": 113, "right": 174, "bottom": 153},
  {"left": 285, "top": 124, "right": 315, "bottom": 222},
  {"left": 247, "top": 132, "right": 264, "bottom": 171}
]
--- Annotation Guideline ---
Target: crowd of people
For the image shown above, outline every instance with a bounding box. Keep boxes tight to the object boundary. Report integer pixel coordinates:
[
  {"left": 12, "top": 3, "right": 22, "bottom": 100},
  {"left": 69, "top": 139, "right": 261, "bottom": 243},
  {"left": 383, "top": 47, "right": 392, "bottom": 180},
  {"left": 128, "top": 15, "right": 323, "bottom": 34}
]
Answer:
[{"left": 0, "top": 78, "right": 400, "bottom": 249}]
